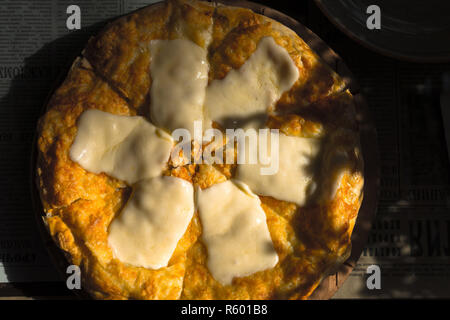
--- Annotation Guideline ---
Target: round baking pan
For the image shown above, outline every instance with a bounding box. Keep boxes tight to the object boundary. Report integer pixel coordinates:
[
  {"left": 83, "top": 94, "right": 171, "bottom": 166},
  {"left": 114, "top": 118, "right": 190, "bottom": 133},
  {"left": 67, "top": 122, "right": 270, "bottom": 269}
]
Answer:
[
  {"left": 314, "top": 0, "right": 450, "bottom": 63},
  {"left": 30, "top": 0, "right": 379, "bottom": 300}
]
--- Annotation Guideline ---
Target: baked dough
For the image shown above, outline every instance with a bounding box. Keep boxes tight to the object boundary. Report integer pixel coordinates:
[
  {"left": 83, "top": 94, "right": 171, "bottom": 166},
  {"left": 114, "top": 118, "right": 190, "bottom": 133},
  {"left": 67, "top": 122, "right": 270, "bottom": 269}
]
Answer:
[{"left": 36, "top": 0, "right": 363, "bottom": 299}]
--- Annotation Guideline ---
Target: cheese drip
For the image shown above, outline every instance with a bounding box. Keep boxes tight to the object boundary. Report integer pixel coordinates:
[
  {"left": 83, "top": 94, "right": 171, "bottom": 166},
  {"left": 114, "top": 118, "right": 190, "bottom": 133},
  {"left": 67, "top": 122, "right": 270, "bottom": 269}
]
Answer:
[
  {"left": 196, "top": 180, "right": 278, "bottom": 285},
  {"left": 235, "top": 131, "right": 320, "bottom": 206},
  {"left": 204, "top": 36, "right": 299, "bottom": 129},
  {"left": 108, "top": 176, "right": 195, "bottom": 269},
  {"left": 149, "top": 39, "right": 209, "bottom": 135},
  {"left": 70, "top": 109, "right": 173, "bottom": 185}
]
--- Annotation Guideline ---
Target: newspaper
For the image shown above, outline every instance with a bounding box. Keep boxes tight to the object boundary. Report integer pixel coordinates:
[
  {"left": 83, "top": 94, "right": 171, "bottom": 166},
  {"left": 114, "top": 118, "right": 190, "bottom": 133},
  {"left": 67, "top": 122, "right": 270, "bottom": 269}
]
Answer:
[{"left": 1, "top": 0, "right": 450, "bottom": 298}]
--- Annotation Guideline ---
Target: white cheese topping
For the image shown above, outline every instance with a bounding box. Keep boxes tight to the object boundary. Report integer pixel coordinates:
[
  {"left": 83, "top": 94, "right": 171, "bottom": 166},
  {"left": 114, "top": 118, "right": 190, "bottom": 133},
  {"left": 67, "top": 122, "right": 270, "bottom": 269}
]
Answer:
[
  {"left": 235, "top": 131, "right": 321, "bottom": 206},
  {"left": 71, "top": 37, "right": 307, "bottom": 276},
  {"left": 204, "top": 36, "right": 299, "bottom": 129},
  {"left": 149, "top": 39, "right": 209, "bottom": 135},
  {"left": 196, "top": 180, "right": 278, "bottom": 285},
  {"left": 69, "top": 109, "right": 173, "bottom": 185},
  {"left": 108, "top": 176, "right": 195, "bottom": 269}
]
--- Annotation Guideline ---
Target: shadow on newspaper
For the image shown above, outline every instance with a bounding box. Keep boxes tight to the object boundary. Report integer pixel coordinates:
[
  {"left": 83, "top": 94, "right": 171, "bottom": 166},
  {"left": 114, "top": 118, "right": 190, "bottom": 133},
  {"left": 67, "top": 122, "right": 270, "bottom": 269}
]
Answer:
[{"left": 335, "top": 77, "right": 450, "bottom": 299}]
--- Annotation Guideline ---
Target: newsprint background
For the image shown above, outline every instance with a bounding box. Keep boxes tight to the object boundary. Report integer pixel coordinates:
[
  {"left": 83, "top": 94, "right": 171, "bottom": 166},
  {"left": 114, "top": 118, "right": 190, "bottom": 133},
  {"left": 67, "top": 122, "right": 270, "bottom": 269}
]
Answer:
[{"left": 0, "top": 0, "right": 449, "bottom": 298}]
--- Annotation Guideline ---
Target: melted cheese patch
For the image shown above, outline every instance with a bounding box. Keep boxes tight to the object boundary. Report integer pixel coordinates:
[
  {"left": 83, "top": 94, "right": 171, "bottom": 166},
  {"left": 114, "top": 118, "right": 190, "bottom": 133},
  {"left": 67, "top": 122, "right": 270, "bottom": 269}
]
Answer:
[
  {"left": 149, "top": 39, "right": 209, "bottom": 135},
  {"left": 70, "top": 109, "right": 173, "bottom": 185},
  {"left": 196, "top": 180, "right": 278, "bottom": 285},
  {"left": 235, "top": 132, "right": 320, "bottom": 206},
  {"left": 204, "top": 36, "right": 299, "bottom": 129},
  {"left": 323, "top": 146, "right": 352, "bottom": 200},
  {"left": 108, "top": 176, "right": 194, "bottom": 269}
]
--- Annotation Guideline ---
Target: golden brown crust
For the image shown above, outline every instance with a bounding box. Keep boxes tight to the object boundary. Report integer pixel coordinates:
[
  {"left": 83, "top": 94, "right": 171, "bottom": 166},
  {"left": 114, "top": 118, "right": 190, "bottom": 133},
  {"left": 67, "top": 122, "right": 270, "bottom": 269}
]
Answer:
[
  {"left": 209, "top": 3, "right": 345, "bottom": 109},
  {"left": 37, "top": 58, "right": 132, "bottom": 211},
  {"left": 36, "top": 0, "right": 363, "bottom": 300},
  {"left": 83, "top": 0, "right": 214, "bottom": 109}
]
